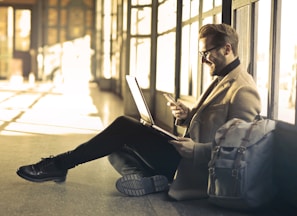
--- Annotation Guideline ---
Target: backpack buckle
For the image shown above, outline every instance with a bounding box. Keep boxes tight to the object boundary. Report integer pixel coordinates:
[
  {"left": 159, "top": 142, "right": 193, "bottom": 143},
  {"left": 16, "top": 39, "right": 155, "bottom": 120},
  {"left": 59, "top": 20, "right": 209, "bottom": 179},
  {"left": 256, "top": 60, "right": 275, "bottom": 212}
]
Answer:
[
  {"left": 209, "top": 167, "right": 215, "bottom": 175},
  {"left": 214, "top": 146, "right": 220, "bottom": 152},
  {"left": 237, "top": 146, "right": 246, "bottom": 154},
  {"left": 232, "top": 169, "right": 239, "bottom": 178}
]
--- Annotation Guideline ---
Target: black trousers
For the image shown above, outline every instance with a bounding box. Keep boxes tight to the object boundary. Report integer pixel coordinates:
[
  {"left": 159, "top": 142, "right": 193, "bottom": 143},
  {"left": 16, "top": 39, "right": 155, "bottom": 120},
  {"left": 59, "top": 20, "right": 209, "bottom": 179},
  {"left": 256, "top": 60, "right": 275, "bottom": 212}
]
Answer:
[{"left": 56, "top": 116, "right": 181, "bottom": 181}]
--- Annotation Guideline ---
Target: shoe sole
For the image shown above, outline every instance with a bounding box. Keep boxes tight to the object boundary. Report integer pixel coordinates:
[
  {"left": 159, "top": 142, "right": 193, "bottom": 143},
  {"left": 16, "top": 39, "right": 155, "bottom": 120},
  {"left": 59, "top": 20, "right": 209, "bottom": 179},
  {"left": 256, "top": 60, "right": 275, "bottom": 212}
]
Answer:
[
  {"left": 16, "top": 170, "right": 66, "bottom": 183},
  {"left": 115, "top": 174, "right": 168, "bottom": 196}
]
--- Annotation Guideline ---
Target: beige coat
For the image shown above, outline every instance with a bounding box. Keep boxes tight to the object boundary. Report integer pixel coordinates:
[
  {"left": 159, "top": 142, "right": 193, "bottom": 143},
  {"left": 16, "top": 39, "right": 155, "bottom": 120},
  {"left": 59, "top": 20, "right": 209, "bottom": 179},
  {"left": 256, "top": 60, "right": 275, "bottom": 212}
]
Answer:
[{"left": 168, "top": 64, "right": 261, "bottom": 200}]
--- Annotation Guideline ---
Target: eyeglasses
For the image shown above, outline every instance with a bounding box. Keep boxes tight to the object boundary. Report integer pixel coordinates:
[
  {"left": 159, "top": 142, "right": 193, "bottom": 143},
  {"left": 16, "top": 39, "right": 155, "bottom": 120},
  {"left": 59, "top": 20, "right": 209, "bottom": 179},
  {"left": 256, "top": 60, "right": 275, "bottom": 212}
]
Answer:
[{"left": 199, "top": 46, "right": 219, "bottom": 59}]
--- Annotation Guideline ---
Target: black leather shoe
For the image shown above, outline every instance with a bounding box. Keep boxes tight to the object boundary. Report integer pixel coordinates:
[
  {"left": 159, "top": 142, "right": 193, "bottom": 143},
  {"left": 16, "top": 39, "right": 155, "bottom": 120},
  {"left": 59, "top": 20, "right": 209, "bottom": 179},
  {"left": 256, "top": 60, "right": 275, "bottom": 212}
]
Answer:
[{"left": 16, "top": 157, "right": 67, "bottom": 183}]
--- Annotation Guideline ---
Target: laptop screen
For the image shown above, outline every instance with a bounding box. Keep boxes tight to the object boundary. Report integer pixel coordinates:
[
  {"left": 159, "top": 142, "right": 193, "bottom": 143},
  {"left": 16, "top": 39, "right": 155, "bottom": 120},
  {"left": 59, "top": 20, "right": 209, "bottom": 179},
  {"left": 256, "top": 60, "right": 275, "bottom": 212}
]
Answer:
[{"left": 126, "top": 75, "right": 154, "bottom": 125}]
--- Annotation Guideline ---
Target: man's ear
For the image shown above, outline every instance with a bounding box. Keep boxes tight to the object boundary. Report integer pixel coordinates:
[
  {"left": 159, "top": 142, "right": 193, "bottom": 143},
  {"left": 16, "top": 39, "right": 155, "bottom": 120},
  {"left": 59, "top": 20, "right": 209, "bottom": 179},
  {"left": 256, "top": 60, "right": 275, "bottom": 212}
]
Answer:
[{"left": 225, "top": 43, "right": 232, "bottom": 55}]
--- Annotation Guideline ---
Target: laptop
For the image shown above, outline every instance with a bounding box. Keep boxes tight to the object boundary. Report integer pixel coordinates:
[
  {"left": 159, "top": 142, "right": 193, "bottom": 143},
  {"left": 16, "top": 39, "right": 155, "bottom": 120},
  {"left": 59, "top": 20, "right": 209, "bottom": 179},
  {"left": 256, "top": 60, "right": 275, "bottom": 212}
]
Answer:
[{"left": 126, "top": 75, "right": 178, "bottom": 140}]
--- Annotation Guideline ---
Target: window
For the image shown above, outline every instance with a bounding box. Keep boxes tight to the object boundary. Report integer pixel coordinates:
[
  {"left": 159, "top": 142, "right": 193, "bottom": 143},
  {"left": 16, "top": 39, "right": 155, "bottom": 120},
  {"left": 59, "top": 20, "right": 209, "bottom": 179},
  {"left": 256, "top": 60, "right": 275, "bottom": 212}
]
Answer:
[
  {"left": 95, "top": 0, "right": 297, "bottom": 126},
  {"left": 156, "top": 0, "right": 177, "bottom": 92},
  {"left": 180, "top": 0, "right": 199, "bottom": 98},
  {"left": 130, "top": 38, "right": 151, "bottom": 88},
  {"left": 158, "top": 0, "right": 177, "bottom": 32},
  {"left": 0, "top": 7, "right": 13, "bottom": 78},
  {"left": 15, "top": 9, "right": 31, "bottom": 51},
  {"left": 132, "top": 0, "right": 151, "bottom": 5},
  {"left": 131, "top": 7, "right": 151, "bottom": 35},
  {"left": 255, "top": 0, "right": 271, "bottom": 118},
  {"left": 156, "top": 33, "right": 176, "bottom": 92},
  {"left": 234, "top": 0, "right": 297, "bottom": 125},
  {"left": 102, "top": 1, "right": 112, "bottom": 79},
  {"left": 129, "top": 4, "right": 152, "bottom": 88},
  {"left": 278, "top": 1, "right": 297, "bottom": 123},
  {"left": 234, "top": 5, "right": 251, "bottom": 73}
]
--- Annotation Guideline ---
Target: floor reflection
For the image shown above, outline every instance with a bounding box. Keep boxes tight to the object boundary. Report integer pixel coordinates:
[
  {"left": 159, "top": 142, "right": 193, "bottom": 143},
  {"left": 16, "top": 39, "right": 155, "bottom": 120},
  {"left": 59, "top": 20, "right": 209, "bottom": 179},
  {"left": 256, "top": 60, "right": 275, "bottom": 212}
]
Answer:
[{"left": 0, "top": 80, "right": 103, "bottom": 136}]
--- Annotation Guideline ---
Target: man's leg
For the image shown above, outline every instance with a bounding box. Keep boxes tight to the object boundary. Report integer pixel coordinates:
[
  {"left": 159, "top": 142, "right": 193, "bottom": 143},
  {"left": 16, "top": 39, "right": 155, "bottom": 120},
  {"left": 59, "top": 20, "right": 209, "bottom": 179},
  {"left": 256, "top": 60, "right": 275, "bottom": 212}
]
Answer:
[
  {"left": 17, "top": 116, "right": 181, "bottom": 185},
  {"left": 108, "top": 141, "right": 180, "bottom": 197},
  {"left": 55, "top": 116, "right": 180, "bottom": 179}
]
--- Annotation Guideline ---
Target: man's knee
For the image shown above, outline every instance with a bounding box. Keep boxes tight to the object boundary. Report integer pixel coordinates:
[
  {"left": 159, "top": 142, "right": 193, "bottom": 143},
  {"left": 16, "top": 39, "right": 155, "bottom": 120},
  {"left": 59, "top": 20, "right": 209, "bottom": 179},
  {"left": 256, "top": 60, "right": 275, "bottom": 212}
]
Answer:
[
  {"left": 108, "top": 151, "right": 154, "bottom": 177},
  {"left": 112, "top": 115, "right": 138, "bottom": 127}
]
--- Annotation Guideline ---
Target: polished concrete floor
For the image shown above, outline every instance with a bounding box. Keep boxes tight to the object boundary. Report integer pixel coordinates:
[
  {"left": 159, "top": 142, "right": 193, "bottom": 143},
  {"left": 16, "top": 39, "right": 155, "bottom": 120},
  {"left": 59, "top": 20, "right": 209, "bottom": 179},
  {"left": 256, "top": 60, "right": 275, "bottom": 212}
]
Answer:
[{"left": 0, "top": 80, "right": 283, "bottom": 216}]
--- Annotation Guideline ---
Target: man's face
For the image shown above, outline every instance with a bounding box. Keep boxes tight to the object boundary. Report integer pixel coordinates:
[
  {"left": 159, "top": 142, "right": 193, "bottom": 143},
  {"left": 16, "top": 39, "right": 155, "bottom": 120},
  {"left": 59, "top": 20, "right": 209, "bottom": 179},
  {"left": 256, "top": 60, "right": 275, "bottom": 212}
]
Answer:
[{"left": 199, "top": 37, "right": 226, "bottom": 76}]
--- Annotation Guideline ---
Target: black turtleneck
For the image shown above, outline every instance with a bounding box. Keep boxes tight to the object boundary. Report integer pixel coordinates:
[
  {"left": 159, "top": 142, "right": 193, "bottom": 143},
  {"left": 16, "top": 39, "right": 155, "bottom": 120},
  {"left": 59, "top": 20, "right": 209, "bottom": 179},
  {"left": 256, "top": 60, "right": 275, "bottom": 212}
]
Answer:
[{"left": 217, "top": 57, "right": 240, "bottom": 78}]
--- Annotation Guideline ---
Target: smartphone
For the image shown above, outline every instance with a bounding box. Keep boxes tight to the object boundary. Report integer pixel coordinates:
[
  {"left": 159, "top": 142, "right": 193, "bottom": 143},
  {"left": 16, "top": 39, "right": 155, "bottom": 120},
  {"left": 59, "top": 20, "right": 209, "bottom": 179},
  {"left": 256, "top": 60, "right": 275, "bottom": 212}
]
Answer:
[{"left": 163, "top": 93, "right": 179, "bottom": 106}]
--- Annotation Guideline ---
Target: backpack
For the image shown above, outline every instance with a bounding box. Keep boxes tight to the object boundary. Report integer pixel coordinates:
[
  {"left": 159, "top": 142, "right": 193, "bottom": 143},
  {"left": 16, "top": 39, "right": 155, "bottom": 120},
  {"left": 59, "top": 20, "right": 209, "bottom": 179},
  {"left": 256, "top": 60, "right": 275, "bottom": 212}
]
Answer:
[{"left": 207, "top": 117, "right": 277, "bottom": 210}]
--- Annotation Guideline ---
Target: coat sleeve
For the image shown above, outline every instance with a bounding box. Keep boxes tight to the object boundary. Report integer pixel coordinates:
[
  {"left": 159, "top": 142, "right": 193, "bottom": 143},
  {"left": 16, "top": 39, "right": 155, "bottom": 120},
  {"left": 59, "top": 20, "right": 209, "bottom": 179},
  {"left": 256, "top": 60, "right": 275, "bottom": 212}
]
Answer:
[
  {"left": 228, "top": 86, "right": 261, "bottom": 121},
  {"left": 193, "top": 141, "right": 212, "bottom": 166}
]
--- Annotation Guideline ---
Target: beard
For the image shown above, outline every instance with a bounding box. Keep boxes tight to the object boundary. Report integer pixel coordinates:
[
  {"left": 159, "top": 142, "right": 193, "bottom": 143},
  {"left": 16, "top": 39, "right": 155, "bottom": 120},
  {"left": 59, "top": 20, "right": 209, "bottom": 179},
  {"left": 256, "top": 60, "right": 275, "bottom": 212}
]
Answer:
[{"left": 208, "top": 58, "right": 226, "bottom": 76}]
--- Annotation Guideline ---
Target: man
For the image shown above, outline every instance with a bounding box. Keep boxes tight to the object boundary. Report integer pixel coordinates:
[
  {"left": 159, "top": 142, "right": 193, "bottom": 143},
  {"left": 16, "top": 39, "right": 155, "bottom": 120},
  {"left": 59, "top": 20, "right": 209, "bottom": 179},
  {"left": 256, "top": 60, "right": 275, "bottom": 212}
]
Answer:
[{"left": 16, "top": 23, "right": 261, "bottom": 200}]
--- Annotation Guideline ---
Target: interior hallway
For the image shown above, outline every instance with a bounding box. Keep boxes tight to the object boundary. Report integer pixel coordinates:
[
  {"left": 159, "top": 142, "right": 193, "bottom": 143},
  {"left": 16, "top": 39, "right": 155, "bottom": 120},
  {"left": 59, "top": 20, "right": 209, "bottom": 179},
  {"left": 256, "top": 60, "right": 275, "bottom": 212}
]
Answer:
[{"left": 0, "top": 80, "right": 278, "bottom": 216}]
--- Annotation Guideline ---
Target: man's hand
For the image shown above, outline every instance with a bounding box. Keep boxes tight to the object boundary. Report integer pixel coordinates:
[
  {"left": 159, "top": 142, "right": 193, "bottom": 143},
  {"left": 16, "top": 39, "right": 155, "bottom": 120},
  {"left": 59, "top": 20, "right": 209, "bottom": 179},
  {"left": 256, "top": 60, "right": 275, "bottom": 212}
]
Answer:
[
  {"left": 169, "top": 137, "right": 195, "bottom": 159},
  {"left": 167, "top": 101, "right": 189, "bottom": 120}
]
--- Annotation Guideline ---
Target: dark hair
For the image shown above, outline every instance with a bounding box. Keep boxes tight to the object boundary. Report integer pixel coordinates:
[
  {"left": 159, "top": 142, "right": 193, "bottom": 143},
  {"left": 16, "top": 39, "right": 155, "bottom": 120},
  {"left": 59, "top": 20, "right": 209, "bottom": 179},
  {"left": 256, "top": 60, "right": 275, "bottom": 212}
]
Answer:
[{"left": 199, "top": 23, "right": 239, "bottom": 56}]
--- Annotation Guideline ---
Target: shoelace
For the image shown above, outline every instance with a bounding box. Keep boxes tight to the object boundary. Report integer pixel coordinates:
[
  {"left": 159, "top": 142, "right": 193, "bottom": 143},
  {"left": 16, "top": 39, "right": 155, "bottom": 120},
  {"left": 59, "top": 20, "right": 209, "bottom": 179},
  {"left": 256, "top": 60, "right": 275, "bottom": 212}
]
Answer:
[{"left": 35, "top": 156, "right": 55, "bottom": 171}]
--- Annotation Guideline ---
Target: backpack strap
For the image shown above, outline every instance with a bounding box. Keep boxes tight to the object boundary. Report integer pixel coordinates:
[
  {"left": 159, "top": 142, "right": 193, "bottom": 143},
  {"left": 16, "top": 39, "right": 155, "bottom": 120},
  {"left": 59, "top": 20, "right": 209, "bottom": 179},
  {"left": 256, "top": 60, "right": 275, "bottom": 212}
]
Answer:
[
  {"left": 209, "top": 119, "right": 241, "bottom": 167},
  {"left": 231, "top": 120, "right": 258, "bottom": 195},
  {"left": 233, "top": 121, "right": 257, "bottom": 171},
  {"left": 208, "top": 119, "right": 241, "bottom": 195}
]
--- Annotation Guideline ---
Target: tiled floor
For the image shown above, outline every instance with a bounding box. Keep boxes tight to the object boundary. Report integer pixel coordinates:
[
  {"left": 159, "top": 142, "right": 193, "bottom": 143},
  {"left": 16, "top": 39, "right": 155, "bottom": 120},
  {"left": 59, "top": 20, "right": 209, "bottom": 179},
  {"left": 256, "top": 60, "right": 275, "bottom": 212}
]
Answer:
[{"left": 0, "top": 80, "right": 285, "bottom": 216}]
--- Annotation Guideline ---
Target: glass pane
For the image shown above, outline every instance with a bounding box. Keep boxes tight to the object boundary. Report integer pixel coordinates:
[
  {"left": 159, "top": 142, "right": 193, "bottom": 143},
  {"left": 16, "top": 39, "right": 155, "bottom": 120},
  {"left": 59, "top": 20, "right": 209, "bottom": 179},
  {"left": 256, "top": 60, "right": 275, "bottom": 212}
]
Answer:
[
  {"left": 235, "top": 5, "right": 250, "bottom": 73},
  {"left": 131, "top": 7, "right": 151, "bottom": 35},
  {"left": 103, "top": 2, "right": 111, "bottom": 40},
  {"left": 100, "top": 1, "right": 111, "bottom": 79},
  {"left": 255, "top": 0, "right": 271, "bottom": 118},
  {"left": 47, "top": 28, "right": 57, "bottom": 45},
  {"left": 156, "top": 33, "right": 175, "bottom": 92},
  {"left": 191, "top": 0, "right": 199, "bottom": 17},
  {"left": 48, "top": 8, "right": 58, "bottom": 26},
  {"left": 86, "top": 10, "right": 93, "bottom": 27},
  {"left": 48, "top": 0, "right": 58, "bottom": 6},
  {"left": 182, "top": 0, "right": 191, "bottom": 21},
  {"left": 60, "top": 29, "right": 66, "bottom": 43},
  {"left": 215, "top": 12, "right": 221, "bottom": 23},
  {"left": 123, "top": 1, "right": 128, "bottom": 31},
  {"left": 60, "top": 9, "right": 67, "bottom": 26},
  {"left": 61, "top": 0, "right": 70, "bottom": 7},
  {"left": 132, "top": 0, "right": 151, "bottom": 5},
  {"left": 83, "top": 0, "right": 93, "bottom": 7},
  {"left": 0, "top": 7, "right": 13, "bottom": 78},
  {"left": 181, "top": 25, "right": 190, "bottom": 94},
  {"left": 158, "top": 0, "right": 176, "bottom": 33},
  {"left": 190, "top": 22, "right": 199, "bottom": 98},
  {"left": 15, "top": 9, "right": 31, "bottom": 51},
  {"left": 214, "top": 0, "right": 222, "bottom": 7},
  {"left": 278, "top": 1, "right": 297, "bottom": 123},
  {"left": 180, "top": 21, "right": 199, "bottom": 97},
  {"left": 129, "top": 38, "right": 151, "bottom": 88},
  {"left": 102, "top": 39, "right": 111, "bottom": 78},
  {"left": 183, "top": 0, "right": 199, "bottom": 20},
  {"left": 203, "top": 0, "right": 213, "bottom": 12},
  {"left": 68, "top": 7, "right": 85, "bottom": 39}
]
